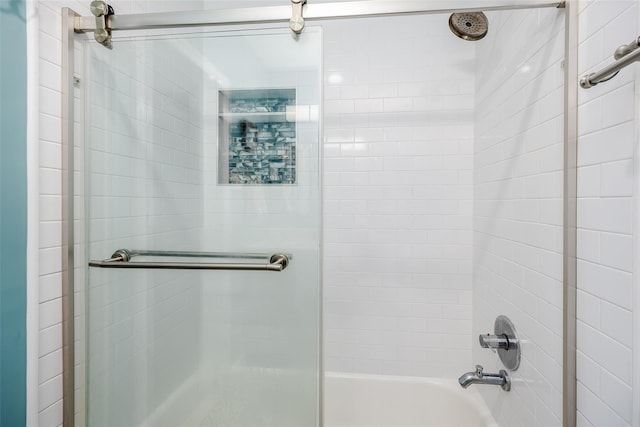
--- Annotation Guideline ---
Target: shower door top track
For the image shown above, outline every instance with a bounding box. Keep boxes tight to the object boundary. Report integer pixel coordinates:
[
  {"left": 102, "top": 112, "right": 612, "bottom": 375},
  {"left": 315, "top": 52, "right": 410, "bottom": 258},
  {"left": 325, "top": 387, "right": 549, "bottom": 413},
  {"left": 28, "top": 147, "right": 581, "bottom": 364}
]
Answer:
[{"left": 74, "top": 0, "right": 563, "bottom": 33}]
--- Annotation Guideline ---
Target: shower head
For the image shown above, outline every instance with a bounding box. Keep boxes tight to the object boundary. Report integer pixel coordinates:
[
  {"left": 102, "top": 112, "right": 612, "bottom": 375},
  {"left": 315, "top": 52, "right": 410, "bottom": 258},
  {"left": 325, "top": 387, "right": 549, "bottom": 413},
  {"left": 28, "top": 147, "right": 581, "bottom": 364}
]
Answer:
[{"left": 448, "top": 12, "right": 488, "bottom": 41}]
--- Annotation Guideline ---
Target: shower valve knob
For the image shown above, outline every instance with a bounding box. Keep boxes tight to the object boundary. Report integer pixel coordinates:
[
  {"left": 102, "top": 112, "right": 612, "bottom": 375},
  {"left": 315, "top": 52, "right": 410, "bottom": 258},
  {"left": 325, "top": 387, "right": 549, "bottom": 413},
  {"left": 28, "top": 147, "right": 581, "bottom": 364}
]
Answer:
[
  {"left": 479, "top": 333, "right": 510, "bottom": 349},
  {"left": 480, "top": 315, "right": 521, "bottom": 371}
]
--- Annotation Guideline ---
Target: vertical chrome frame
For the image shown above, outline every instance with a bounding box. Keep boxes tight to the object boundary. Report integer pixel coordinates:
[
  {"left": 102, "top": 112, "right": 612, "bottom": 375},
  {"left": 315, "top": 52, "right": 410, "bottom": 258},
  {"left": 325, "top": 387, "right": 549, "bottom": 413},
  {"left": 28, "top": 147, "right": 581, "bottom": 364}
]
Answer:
[
  {"left": 317, "top": 27, "right": 325, "bottom": 427},
  {"left": 563, "top": 0, "right": 578, "bottom": 426},
  {"left": 62, "top": 7, "right": 79, "bottom": 427},
  {"left": 633, "top": 5, "right": 640, "bottom": 425}
]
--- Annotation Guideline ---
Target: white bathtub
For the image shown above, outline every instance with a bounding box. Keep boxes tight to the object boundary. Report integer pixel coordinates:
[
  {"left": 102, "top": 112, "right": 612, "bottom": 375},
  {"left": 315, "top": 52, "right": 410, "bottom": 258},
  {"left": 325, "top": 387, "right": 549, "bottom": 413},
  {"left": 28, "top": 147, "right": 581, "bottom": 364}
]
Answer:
[{"left": 324, "top": 372, "right": 498, "bottom": 427}]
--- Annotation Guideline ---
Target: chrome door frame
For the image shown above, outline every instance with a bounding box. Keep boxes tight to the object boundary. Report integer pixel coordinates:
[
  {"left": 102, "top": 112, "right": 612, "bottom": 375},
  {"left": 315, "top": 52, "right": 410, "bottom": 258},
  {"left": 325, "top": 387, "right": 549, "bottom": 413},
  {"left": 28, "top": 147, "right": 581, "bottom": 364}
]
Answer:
[
  {"left": 61, "top": 8, "right": 79, "bottom": 427},
  {"left": 563, "top": 1, "right": 578, "bottom": 427},
  {"left": 73, "top": 0, "right": 563, "bottom": 35}
]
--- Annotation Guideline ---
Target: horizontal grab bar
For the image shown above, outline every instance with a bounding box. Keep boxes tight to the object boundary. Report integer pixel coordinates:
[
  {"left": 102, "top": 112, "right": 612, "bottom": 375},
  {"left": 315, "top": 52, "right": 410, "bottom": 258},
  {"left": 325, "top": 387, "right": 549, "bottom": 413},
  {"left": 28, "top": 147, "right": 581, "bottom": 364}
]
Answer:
[
  {"left": 104, "top": 249, "right": 284, "bottom": 261},
  {"left": 88, "top": 249, "right": 290, "bottom": 271},
  {"left": 580, "top": 36, "right": 640, "bottom": 89}
]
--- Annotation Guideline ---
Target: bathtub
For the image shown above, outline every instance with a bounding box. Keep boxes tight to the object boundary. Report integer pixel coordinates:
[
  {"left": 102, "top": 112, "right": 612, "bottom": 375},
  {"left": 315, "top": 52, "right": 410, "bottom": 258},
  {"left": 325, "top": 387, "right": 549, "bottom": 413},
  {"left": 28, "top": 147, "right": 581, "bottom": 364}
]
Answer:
[{"left": 324, "top": 372, "right": 498, "bottom": 427}]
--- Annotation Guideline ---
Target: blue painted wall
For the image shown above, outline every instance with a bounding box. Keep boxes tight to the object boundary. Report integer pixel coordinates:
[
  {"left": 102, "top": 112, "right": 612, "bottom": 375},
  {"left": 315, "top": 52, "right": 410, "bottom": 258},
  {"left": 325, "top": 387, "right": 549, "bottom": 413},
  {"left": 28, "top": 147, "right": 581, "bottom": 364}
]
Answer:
[{"left": 0, "top": 0, "right": 28, "bottom": 425}]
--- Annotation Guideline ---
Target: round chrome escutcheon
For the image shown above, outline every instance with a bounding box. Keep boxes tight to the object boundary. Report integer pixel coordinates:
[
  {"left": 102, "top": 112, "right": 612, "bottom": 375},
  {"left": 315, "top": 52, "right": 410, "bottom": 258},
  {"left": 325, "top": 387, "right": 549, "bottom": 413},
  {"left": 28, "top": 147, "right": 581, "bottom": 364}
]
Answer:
[{"left": 495, "top": 315, "right": 520, "bottom": 371}]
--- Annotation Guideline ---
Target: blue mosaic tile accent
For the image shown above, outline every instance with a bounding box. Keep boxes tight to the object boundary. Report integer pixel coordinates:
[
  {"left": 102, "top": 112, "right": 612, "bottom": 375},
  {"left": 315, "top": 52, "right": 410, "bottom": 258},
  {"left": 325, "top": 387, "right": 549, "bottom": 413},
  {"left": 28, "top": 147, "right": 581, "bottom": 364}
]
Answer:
[
  {"left": 227, "top": 96, "right": 296, "bottom": 185},
  {"left": 229, "top": 98, "right": 292, "bottom": 113}
]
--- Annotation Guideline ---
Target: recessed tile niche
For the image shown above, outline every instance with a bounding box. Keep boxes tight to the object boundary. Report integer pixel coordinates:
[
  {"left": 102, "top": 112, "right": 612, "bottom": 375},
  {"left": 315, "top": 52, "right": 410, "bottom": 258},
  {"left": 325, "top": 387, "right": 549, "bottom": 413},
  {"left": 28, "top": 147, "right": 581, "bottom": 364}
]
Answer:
[{"left": 218, "top": 89, "right": 297, "bottom": 185}]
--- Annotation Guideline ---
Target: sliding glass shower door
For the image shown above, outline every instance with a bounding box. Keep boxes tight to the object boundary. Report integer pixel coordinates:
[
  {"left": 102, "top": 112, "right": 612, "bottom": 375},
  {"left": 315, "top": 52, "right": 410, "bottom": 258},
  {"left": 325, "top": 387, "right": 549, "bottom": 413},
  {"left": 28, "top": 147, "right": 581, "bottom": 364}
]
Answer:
[{"left": 81, "top": 28, "right": 322, "bottom": 427}]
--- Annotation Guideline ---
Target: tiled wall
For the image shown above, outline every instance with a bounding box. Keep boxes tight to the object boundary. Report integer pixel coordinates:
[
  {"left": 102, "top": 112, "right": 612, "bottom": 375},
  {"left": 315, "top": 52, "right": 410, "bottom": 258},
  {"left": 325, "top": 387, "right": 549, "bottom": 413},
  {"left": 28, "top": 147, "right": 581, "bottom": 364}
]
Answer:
[
  {"left": 473, "top": 7, "right": 565, "bottom": 426},
  {"left": 322, "top": 15, "right": 476, "bottom": 378},
  {"left": 576, "top": 1, "right": 637, "bottom": 425}
]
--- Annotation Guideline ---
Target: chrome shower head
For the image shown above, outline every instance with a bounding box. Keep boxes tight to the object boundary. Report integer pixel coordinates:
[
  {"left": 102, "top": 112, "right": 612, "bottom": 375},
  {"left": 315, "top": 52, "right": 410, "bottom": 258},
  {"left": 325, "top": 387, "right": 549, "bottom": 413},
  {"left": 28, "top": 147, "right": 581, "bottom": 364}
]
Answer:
[{"left": 449, "top": 12, "right": 488, "bottom": 41}]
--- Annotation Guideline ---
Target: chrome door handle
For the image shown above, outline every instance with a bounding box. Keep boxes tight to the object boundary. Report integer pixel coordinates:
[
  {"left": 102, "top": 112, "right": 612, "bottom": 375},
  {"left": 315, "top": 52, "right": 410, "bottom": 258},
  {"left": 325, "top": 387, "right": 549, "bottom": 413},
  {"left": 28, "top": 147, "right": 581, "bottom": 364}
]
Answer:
[{"left": 89, "top": 249, "right": 290, "bottom": 272}]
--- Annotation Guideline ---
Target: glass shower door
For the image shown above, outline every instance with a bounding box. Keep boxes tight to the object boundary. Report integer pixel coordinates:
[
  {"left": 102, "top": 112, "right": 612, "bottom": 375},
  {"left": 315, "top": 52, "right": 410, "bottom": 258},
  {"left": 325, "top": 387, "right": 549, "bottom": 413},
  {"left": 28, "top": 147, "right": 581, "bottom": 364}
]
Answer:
[{"left": 81, "top": 28, "right": 322, "bottom": 427}]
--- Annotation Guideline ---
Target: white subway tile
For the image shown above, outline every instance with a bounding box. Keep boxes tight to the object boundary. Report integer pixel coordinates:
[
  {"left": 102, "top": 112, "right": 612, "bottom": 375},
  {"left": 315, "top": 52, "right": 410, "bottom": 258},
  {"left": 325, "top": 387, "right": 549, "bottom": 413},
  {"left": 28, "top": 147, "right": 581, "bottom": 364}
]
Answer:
[
  {"left": 577, "top": 198, "right": 633, "bottom": 234},
  {"left": 577, "top": 322, "right": 632, "bottom": 386},
  {"left": 577, "top": 383, "right": 630, "bottom": 427},
  {"left": 577, "top": 31, "right": 604, "bottom": 75},
  {"left": 38, "top": 375, "right": 63, "bottom": 412},
  {"left": 537, "top": 299, "right": 562, "bottom": 339},
  {"left": 577, "top": 121, "right": 634, "bottom": 166},
  {"left": 576, "top": 350, "right": 601, "bottom": 395},
  {"left": 599, "top": 159, "right": 633, "bottom": 197},
  {"left": 38, "top": 349, "right": 63, "bottom": 385},
  {"left": 599, "top": 302, "right": 632, "bottom": 348},
  {"left": 577, "top": 259, "right": 632, "bottom": 310},
  {"left": 326, "top": 128, "right": 355, "bottom": 144},
  {"left": 354, "top": 99, "right": 383, "bottom": 113},
  {"left": 39, "top": 298, "right": 62, "bottom": 331},
  {"left": 576, "top": 411, "right": 596, "bottom": 427},
  {"left": 39, "top": 273, "right": 62, "bottom": 304},
  {"left": 577, "top": 165, "right": 600, "bottom": 198},
  {"left": 39, "top": 324, "right": 62, "bottom": 357},
  {"left": 324, "top": 85, "right": 340, "bottom": 100},
  {"left": 39, "top": 32, "right": 62, "bottom": 67},
  {"left": 40, "top": 59, "right": 62, "bottom": 92},
  {"left": 383, "top": 97, "right": 413, "bottom": 112},
  {"left": 576, "top": 290, "right": 601, "bottom": 329},
  {"left": 40, "top": 113, "right": 62, "bottom": 144},
  {"left": 600, "top": 232, "right": 632, "bottom": 272},
  {"left": 39, "top": 247, "right": 62, "bottom": 277},
  {"left": 600, "top": 83, "right": 635, "bottom": 128},
  {"left": 599, "top": 370, "right": 633, "bottom": 423},
  {"left": 578, "top": 0, "right": 632, "bottom": 41},
  {"left": 383, "top": 67, "right": 413, "bottom": 83},
  {"left": 326, "top": 100, "right": 355, "bottom": 114},
  {"left": 368, "top": 84, "right": 398, "bottom": 98},
  {"left": 38, "top": 399, "right": 63, "bottom": 427},
  {"left": 39, "top": 220, "right": 61, "bottom": 250},
  {"left": 40, "top": 168, "right": 62, "bottom": 195},
  {"left": 576, "top": 229, "right": 600, "bottom": 264},
  {"left": 39, "top": 86, "right": 62, "bottom": 118},
  {"left": 340, "top": 85, "right": 369, "bottom": 100}
]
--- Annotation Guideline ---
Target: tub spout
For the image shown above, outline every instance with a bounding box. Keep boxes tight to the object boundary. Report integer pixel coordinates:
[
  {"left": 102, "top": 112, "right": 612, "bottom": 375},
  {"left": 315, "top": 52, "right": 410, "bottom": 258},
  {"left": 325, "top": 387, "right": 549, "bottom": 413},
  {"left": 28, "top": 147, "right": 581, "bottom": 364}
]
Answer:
[{"left": 458, "top": 365, "right": 511, "bottom": 391}]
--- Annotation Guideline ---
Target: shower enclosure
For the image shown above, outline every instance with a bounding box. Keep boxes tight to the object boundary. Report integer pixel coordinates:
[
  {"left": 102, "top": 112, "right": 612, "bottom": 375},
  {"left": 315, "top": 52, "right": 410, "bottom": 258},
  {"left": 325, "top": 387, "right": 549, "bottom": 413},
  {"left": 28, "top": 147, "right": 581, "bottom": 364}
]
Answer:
[{"left": 61, "top": 1, "right": 575, "bottom": 426}]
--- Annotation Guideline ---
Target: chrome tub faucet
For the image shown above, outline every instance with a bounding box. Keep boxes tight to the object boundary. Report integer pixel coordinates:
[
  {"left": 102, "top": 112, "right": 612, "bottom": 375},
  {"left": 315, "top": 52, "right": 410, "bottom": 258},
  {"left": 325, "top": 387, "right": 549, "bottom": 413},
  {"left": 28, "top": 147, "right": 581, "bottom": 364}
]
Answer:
[{"left": 458, "top": 365, "right": 511, "bottom": 391}]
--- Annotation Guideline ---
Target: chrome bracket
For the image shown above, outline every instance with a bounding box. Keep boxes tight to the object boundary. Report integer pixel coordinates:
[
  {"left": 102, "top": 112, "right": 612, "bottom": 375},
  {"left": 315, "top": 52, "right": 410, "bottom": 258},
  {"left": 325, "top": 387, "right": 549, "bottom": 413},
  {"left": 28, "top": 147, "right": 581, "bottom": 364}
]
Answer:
[
  {"left": 614, "top": 36, "right": 640, "bottom": 60},
  {"left": 290, "top": 0, "right": 307, "bottom": 35},
  {"left": 581, "top": 35, "right": 640, "bottom": 88},
  {"left": 90, "top": 0, "right": 114, "bottom": 48}
]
